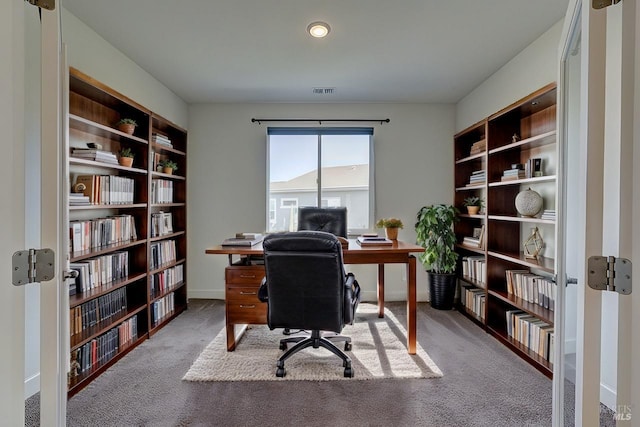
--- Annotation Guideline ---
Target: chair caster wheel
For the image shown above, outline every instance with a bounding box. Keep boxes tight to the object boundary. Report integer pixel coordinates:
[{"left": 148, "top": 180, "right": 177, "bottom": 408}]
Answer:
[
  {"left": 276, "top": 367, "right": 286, "bottom": 377},
  {"left": 344, "top": 367, "right": 354, "bottom": 377},
  {"left": 344, "top": 342, "right": 352, "bottom": 351},
  {"left": 279, "top": 342, "right": 287, "bottom": 351}
]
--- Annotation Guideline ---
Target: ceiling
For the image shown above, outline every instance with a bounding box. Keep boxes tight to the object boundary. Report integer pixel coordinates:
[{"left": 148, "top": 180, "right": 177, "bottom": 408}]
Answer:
[{"left": 60, "top": 0, "right": 570, "bottom": 104}]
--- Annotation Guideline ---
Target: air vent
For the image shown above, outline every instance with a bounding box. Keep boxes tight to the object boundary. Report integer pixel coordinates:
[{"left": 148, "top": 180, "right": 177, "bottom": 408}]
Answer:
[{"left": 313, "top": 87, "right": 336, "bottom": 95}]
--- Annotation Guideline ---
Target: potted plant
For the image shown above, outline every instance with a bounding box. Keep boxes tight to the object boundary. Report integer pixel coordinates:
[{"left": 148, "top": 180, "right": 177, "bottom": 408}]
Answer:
[
  {"left": 463, "top": 196, "right": 484, "bottom": 215},
  {"left": 118, "top": 147, "right": 134, "bottom": 167},
  {"left": 415, "top": 204, "right": 459, "bottom": 310},
  {"left": 159, "top": 159, "right": 178, "bottom": 175},
  {"left": 375, "top": 217, "right": 403, "bottom": 240},
  {"left": 116, "top": 118, "right": 137, "bottom": 135}
]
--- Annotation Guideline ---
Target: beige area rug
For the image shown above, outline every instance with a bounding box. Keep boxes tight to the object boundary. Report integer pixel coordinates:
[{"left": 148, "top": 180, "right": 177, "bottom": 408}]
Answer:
[{"left": 183, "top": 303, "right": 443, "bottom": 381}]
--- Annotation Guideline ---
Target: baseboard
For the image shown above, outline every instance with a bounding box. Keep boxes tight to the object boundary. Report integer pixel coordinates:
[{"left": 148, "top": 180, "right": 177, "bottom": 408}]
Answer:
[
  {"left": 188, "top": 289, "right": 225, "bottom": 300},
  {"left": 24, "top": 373, "right": 39, "bottom": 399},
  {"left": 600, "top": 382, "right": 617, "bottom": 411}
]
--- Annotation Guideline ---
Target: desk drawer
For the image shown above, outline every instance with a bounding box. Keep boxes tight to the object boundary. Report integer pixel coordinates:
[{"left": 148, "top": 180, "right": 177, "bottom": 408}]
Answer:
[
  {"left": 226, "top": 295, "right": 267, "bottom": 324},
  {"left": 226, "top": 266, "right": 265, "bottom": 284}
]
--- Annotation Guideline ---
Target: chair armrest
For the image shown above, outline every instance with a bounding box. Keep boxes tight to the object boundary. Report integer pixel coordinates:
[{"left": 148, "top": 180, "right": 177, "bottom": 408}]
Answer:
[
  {"left": 343, "top": 273, "right": 361, "bottom": 324},
  {"left": 258, "top": 277, "right": 268, "bottom": 302}
]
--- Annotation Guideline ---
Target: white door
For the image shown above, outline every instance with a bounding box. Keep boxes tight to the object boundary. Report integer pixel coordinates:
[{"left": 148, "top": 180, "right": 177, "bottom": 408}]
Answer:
[
  {"left": 1, "top": 1, "right": 66, "bottom": 425},
  {"left": 554, "top": 0, "right": 638, "bottom": 425}
]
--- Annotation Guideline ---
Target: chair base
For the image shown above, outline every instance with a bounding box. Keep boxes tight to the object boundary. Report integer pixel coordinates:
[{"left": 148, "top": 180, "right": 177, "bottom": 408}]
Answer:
[{"left": 275, "top": 330, "right": 354, "bottom": 378}]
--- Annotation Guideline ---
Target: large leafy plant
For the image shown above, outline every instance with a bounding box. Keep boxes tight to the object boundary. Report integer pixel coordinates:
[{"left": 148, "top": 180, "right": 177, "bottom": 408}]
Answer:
[{"left": 415, "top": 204, "right": 459, "bottom": 274}]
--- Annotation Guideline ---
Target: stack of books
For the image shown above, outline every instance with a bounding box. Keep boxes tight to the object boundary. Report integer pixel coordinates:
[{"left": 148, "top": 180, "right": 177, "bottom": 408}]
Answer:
[
  {"left": 501, "top": 168, "right": 525, "bottom": 181},
  {"left": 221, "top": 232, "right": 264, "bottom": 246},
  {"left": 356, "top": 234, "right": 393, "bottom": 246},
  {"left": 467, "top": 170, "right": 486, "bottom": 186},
  {"left": 469, "top": 139, "right": 486, "bottom": 155},
  {"left": 540, "top": 210, "right": 556, "bottom": 221},
  {"left": 152, "top": 133, "right": 173, "bottom": 148},
  {"left": 69, "top": 192, "right": 90, "bottom": 206},
  {"left": 71, "top": 148, "right": 119, "bottom": 165}
]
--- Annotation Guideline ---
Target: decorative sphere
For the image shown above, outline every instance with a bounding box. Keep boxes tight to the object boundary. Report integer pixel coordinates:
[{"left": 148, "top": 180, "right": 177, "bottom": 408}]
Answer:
[{"left": 515, "top": 188, "right": 543, "bottom": 217}]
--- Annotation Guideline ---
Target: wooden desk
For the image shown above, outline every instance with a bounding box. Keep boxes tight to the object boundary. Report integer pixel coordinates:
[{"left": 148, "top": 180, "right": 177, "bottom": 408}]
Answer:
[{"left": 205, "top": 239, "right": 424, "bottom": 354}]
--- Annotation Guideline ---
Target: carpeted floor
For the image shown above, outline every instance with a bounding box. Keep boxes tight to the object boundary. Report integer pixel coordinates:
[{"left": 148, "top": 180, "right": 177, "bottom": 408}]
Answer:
[{"left": 25, "top": 299, "right": 615, "bottom": 426}]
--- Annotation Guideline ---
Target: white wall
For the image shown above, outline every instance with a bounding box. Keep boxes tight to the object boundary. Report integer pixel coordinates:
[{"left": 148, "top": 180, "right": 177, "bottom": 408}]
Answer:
[
  {"left": 187, "top": 103, "right": 455, "bottom": 302},
  {"left": 456, "top": 20, "right": 563, "bottom": 133},
  {"left": 61, "top": 8, "right": 189, "bottom": 128}
]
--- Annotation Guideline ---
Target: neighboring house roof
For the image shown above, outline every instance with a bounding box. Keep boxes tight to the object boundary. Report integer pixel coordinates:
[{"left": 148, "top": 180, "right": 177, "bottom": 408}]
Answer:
[{"left": 271, "top": 164, "right": 369, "bottom": 192}]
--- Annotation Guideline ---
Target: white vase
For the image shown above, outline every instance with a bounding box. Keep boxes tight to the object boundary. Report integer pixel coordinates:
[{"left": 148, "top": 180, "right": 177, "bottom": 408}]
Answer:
[{"left": 515, "top": 188, "right": 543, "bottom": 217}]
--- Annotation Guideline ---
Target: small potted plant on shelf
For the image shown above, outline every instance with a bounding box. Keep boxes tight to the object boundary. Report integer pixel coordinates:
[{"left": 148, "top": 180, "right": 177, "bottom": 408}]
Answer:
[
  {"left": 116, "top": 118, "right": 137, "bottom": 135},
  {"left": 415, "top": 204, "right": 459, "bottom": 310},
  {"left": 159, "top": 159, "right": 178, "bottom": 175},
  {"left": 463, "top": 196, "right": 484, "bottom": 215},
  {"left": 375, "top": 217, "right": 403, "bottom": 240},
  {"left": 118, "top": 147, "right": 134, "bottom": 167}
]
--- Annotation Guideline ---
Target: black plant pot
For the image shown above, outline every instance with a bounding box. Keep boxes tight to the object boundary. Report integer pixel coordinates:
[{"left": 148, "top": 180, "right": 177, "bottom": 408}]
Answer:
[{"left": 428, "top": 272, "right": 457, "bottom": 310}]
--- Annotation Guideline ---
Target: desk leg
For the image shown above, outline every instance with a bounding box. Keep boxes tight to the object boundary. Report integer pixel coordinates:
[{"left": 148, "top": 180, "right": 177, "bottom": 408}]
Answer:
[
  {"left": 407, "top": 255, "right": 417, "bottom": 354},
  {"left": 226, "top": 323, "right": 249, "bottom": 352},
  {"left": 377, "top": 263, "right": 385, "bottom": 318}
]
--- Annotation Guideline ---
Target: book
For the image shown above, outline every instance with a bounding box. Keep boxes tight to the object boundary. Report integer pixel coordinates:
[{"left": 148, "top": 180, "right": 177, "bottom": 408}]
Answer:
[
  {"left": 356, "top": 235, "right": 393, "bottom": 246},
  {"left": 221, "top": 237, "right": 263, "bottom": 246},
  {"left": 235, "top": 232, "right": 264, "bottom": 240}
]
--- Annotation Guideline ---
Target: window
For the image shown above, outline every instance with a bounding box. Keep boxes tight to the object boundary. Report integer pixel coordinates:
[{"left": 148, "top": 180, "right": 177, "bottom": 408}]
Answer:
[{"left": 267, "top": 127, "right": 374, "bottom": 234}]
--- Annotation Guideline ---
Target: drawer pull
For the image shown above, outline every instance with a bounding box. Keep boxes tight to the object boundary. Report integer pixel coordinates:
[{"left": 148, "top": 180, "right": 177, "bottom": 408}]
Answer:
[
  {"left": 240, "top": 304, "right": 256, "bottom": 309},
  {"left": 239, "top": 291, "right": 257, "bottom": 295},
  {"left": 240, "top": 274, "right": 256, "bottom": 279}
]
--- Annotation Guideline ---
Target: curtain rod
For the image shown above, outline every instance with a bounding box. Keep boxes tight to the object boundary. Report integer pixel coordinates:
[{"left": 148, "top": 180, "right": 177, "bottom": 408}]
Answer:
[{"left": 251, "top": 118, "right": 390, "bottom": 125}]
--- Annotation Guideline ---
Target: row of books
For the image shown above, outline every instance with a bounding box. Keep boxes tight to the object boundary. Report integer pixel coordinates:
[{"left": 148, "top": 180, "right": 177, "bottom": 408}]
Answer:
[
  {"left": 150, "top": 264, "right": 184, "bottom": 299},
  {"left": 150, "top": 240, "right": 177, "bottom": 270},
  {"left": 69, "top": 316, "right": 137, "bottom": 378},
  {"left": 74, "top": 174, "right": 135, "bottom": 205},
  {"left": 69, "top": 287, "right": 128, "bottom": 337},
  {"left": 151, "top": 179, "right": 174, "bottom": 204},
  {"left": 469, "top": 139, "right": 486, "bottom": 155},
  {"left": 152, "top": 133, "right": 173, "bottom": 147},
  {"left": 150, "top": 293, "right": 175, "bottom": 327},
  {"left": 506, "top": 269, "right": 556, "bottom": 311},
  {"left": 467, "top": 170, "right": 486, "bottom": 186},
  {"left": 70, "top": 148, "right": 119, "bottom": 165},
  {"left": 151, "top": 211, "right": 174, "bottom": 237},
  {"left": 506, "top": 310, "right": 554, "bottom": 362},
  {"left": 69, "top": 215, "right": 137, "bottom": 254},
  {"left": 460, "top": 255, "right": 486, "bottom": 287},
  {"left": 461, "top": 286, "right": 485, "bottom": 320},
  {"left": 69, "top": 251, "right": 129, "bottom": 295}
]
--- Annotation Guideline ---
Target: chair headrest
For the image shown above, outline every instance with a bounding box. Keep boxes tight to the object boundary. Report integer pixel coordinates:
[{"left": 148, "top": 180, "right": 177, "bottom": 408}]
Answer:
[{"left": 263, "top": 231, "right": 340, "bottom": 252}]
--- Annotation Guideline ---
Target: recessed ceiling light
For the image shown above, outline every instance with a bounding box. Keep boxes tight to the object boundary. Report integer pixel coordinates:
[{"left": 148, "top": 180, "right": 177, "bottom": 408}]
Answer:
[{"left": 307, "top": 22, "right": 331, "bottom": 38}]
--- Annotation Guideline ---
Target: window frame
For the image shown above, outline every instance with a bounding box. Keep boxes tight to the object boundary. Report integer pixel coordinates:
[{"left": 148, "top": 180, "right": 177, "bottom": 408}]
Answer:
[{"left": 266, "top": 127, "right": 375, "bottom": 235}]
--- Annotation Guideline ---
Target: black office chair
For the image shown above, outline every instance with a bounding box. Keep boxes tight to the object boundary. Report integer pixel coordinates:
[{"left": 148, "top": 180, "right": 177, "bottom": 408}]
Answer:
[
  {"left": 258, "top": 231, "right": 361, "bottom": 378},
  {"left": 297, "top": 206, "right": 348, "bottom": 238}
]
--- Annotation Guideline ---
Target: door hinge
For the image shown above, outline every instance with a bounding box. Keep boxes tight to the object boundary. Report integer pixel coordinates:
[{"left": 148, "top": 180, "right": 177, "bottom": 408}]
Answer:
[
  {"left": 593, "top": 0, "right": 621, "bottom": 9},
  {"left": 25, "top": 0, "right": 55, "bottom": 10},
  {"left": 12, "top": 248, "right": 55, "bottom": 286},
  {"left": 588, "top": 256, "right": 631, "bottom": 294}
]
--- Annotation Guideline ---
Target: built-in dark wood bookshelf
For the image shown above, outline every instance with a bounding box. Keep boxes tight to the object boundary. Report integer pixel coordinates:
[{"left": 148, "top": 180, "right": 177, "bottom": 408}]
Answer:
[
  {"left": 454, "top": 83, "right": 557, "bottom": 378},
  {"left": 67, "top": 68, "right": 188, "bottom": 396}
]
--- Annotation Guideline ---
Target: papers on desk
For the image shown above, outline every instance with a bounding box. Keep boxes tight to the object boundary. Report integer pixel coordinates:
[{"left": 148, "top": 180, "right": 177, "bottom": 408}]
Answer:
[{"left": 356, "top": 235, "right": 393, "bottom": 246}]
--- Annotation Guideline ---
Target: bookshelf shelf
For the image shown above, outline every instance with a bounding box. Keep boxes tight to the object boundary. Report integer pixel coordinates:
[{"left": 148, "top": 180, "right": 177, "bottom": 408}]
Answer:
[
  {"left": 67, "top": 68, "right": 188, "bottom": 396},
  {"left": 453, "top": 83, "right": 557, "bottom": 378}
]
